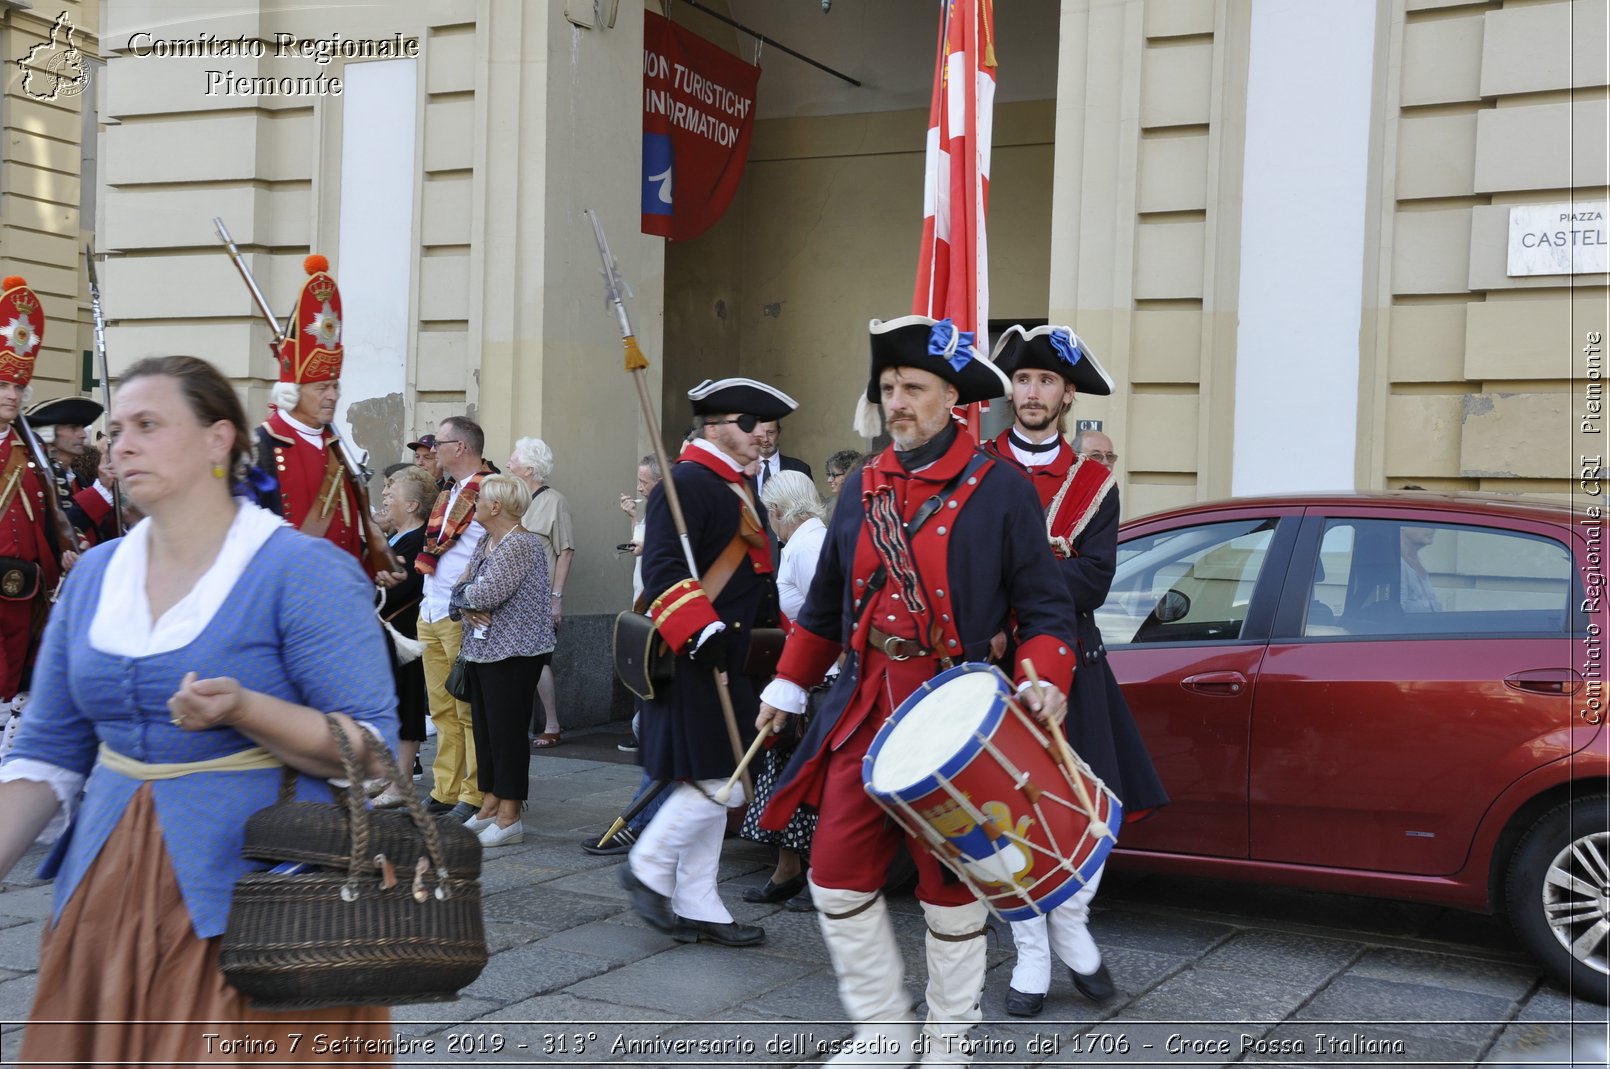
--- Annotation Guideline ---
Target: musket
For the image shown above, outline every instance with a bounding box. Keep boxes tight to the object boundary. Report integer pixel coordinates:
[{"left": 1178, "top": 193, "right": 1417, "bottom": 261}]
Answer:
[
  {"left": 585, "top": 208, "right": 752, "bottom": 799},
  {"left": 83, "top": 246, "right": 125, "bottom": 536},
  {"left": 211, "top": 218, "right": 400, "bottom": 580}
]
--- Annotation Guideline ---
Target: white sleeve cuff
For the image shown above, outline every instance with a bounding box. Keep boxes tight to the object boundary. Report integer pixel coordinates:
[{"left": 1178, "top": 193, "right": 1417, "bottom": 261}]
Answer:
[
  {"left": 0, "top": 758, "right": 79, "bottom": 842},
  {"left": 759, "top": 678, "right": 809, "bottom": 715},
  {"left": 693, "top": 621, "right": 727, "bottom": 651}
]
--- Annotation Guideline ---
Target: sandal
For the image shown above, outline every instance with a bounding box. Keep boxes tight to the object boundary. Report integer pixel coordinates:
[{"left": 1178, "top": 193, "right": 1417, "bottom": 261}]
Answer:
[{"left": 530, "top": 732, "right": 564, "bottom": 751}]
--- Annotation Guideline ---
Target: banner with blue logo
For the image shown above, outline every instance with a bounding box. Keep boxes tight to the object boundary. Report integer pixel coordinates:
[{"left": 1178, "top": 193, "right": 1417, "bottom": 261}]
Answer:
[{"left": 642, "top": 10, "right": 761, "bottom": 242}]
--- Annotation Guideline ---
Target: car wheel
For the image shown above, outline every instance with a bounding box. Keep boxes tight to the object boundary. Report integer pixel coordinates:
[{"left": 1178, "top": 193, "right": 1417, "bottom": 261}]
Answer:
[{"left": 1506, "top": 795, "right": 1610, "bottom": 1004}]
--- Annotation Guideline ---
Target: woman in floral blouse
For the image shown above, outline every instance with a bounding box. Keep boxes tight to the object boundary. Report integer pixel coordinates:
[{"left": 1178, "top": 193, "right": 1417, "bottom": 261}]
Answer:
[{"left": 450, "top": 474, "right": 553, "bottom": 847}]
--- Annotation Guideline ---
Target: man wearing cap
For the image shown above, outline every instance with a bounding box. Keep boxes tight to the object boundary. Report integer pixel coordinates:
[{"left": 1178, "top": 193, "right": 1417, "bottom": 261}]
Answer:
[
  {"left": 254, "top": 256, "right": 381, "bottom": 577},
  {"left": 620, "top": 377, "right": 794, "bottom": 950},
  {"left": 0, "top": 277, "right": 77, "bottom": 702},
  {"left": 408, "top": 433, "right": 448, "bottom": 490},
  {"left": 754, "top": 317, "right": 1079, "bottom": 1066},
  {"left": 28, "top": 396, "right": 100, "bottom": 495},
  {"left": 27, "top": 396, "right": 105, "bottom": 550},
  {"left": 985, "top": 325, "right": 1168, "bottom": 1017}
]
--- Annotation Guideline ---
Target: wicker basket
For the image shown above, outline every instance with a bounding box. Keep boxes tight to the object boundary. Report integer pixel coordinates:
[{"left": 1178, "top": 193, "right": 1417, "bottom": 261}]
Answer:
[{"left": 219, "top": 716, "right": 488, "bottom": 1010}]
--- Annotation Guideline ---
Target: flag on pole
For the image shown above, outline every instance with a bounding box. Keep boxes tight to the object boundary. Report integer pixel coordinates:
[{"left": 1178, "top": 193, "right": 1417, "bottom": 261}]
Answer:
[{"left": 913, "top": 0, "right": 997, "bottom": 436}]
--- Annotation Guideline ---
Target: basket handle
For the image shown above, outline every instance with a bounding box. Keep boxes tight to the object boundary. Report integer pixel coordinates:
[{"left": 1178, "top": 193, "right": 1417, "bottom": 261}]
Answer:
[
  {"left": 327, "top": 713, "right": 455, "bottom": 898},
  {"left": 322, "top": 714, "right": 375, "bottom": 897}
]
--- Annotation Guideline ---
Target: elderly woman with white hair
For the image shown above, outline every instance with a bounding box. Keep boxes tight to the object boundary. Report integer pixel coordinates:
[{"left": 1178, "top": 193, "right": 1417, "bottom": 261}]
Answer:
[
  {"left": 738, "top": 469, "right": 827, "bottom": 909},
  {"left": 449, "top": 474, "right": 554, "bottom": 847},
  {"left": 508, "top": 437, "right": 575, "bottom": 750}
]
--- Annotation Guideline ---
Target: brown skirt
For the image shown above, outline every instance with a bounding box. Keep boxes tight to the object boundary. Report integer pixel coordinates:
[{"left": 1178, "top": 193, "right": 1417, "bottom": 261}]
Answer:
[{"left": 22, "top": 785, "right": 393, "bottom": 1066}]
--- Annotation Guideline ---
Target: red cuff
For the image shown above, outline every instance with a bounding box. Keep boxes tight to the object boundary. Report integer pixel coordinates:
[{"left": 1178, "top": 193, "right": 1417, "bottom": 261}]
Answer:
[
  {"left": 649, "top": 578, "right": 720, "bottom": 652},
  {"left": 775, "top": 624, "right": 842, "bottom": 688},
  {"left": 1012, "top": 633, "right": 1075, "bottom": 695}
]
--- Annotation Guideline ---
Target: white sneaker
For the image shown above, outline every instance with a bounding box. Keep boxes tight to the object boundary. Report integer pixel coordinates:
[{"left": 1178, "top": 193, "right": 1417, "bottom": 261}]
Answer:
[
  {"left": 478, "top": 820, "right": 524, "bottom": 847},
  {"left": 463, "top": 813, "right": 495, "bottom": 833}
]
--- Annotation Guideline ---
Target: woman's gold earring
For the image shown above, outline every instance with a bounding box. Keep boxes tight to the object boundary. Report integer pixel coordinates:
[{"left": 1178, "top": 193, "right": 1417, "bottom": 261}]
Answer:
[{"left": 212, "top": 462, "right": 226, "bottom": 479}]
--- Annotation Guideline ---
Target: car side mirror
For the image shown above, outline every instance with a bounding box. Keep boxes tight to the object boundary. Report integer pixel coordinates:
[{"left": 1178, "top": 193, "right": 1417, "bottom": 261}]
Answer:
[{"left": 1153, "top": 590, "right": 1191, "bottom": 623}]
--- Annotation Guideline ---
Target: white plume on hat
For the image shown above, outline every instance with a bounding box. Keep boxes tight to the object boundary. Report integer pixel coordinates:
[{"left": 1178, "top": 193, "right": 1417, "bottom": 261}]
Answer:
[{"left": 852, "top": 394, "right": 882, "bottom": 439}]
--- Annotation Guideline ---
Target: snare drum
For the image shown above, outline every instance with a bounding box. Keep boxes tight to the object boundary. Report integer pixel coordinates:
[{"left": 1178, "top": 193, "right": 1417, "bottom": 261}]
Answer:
[{"left": 862, "top": 662, "right": 1121, "bottom": 921}]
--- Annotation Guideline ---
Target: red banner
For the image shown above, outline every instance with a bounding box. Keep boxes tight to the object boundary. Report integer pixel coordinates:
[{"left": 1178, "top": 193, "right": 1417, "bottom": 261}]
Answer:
[
  {"left": 641, "top": 11, "right": 761, "bottom": 242},
  {"left": 914, "top": 0, "right": 997, "bottom": 435}
]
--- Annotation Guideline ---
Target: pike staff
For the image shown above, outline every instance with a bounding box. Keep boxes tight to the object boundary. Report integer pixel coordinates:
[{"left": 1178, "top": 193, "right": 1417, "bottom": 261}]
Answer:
[
  {"left": 83, "top": 247, "right": 124, "bottom": 537},
  {"left": 584, "top": 208, "right": 751, "bottom": 801}
]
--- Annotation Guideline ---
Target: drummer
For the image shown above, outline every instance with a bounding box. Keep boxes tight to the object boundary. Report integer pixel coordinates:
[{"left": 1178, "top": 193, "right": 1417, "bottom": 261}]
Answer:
[
  {"left": 755, "top": 315, "right": 1078, "bottom": 1067},
  {"left": 985, "top": 325, "right": 1169, "bottom": 1015}
]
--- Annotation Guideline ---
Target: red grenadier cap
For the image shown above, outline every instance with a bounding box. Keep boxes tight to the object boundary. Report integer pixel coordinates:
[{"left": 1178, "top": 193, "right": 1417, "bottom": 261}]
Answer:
[
  {"left": 277, "top": 255, "right": 343, "bottom": 385},
  {"left": 0, "top": 276, "right": 44, "bottom": 388}
]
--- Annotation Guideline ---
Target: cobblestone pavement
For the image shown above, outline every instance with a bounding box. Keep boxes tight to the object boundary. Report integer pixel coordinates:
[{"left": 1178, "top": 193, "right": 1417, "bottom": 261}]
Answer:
[{"left": 0, "top": 729, "right": 1605, "bottom": 1067}]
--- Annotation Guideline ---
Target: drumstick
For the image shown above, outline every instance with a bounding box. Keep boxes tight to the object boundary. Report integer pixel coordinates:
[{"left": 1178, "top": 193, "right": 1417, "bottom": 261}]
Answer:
[
  {"left": 713, "top": 721, "right": 777, "bottom": 805},
  {"left": 1020, "top": 658, "right": 1100, "bottom": 820}
]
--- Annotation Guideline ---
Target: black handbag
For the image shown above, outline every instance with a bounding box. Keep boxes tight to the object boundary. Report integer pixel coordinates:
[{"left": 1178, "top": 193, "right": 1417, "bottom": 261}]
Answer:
[
  {"left": 444, "top": 654, "right": 471, "bottom": 701},
  {"left": 614, "top": 610, "right": 674, "bottom": 701},
  {"left": 219, "top": 716, "right": 488, "bottom": 1009}
]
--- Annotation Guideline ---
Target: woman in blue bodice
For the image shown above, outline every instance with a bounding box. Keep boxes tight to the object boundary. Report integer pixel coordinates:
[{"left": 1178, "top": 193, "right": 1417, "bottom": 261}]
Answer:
[{"left": 0, "top": 355, "right": 399, "bottom": 1063}]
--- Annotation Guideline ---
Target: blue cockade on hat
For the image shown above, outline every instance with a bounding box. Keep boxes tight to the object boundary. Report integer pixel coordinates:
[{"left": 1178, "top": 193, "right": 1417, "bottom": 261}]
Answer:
[
  {"left": 1049, "top": 329, "right": 1084, "bottom": 369},
  {"left": 928, "top": 318, "right": 978, "bottom": 372}
]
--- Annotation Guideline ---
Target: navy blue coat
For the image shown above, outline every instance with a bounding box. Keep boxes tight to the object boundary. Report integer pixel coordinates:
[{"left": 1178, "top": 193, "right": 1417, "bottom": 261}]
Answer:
[
  {"left": 761, "top": 436, "right": 1080, "bottom": 827},
  {"left": 983, "top": 435, "right": 1169, "bottom": 814},
  {"left": 639, "top": 454, "right": 776, "bottom": 781},
  {"left": 1052, "top": 487, "right": 1169, "bottom": 812}
]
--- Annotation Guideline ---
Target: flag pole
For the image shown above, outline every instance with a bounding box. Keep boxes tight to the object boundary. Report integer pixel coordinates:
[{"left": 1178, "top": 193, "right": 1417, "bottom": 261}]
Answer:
[{"left": 585, "top": 209, "right": 753, "bottom": 801}]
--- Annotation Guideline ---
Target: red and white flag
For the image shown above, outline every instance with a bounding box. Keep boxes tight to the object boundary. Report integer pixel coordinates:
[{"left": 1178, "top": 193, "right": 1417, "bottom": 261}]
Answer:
[{"left": 913, "top": 0, "right": 996, "bottom": 374}]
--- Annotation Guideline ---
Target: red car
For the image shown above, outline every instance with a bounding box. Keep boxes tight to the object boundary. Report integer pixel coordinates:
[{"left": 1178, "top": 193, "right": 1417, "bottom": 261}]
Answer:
[{"left": 1099, "top": 492, "right": 1608, "bottom": 1001}]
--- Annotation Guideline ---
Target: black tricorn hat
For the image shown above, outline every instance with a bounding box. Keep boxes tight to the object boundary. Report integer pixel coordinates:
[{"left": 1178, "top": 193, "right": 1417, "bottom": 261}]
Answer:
[
  {"left": 989, "top": 325, "right": 1114, "bottom": 396},
  {"left": 864, "top": 315, "right": 1010, "bottom": 406},
  {"left": 687, "top": 377, "right": 798, "bottom": 421},
  {"left": 26, "top": 395, "right": 103, "bottom": 427}
]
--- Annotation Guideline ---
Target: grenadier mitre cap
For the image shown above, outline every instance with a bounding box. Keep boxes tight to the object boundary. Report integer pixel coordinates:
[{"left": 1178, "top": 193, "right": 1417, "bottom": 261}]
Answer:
[
  {"left": 865, "top": 315, "right": 1010, "bottom": 406},
  {"left": 687, "top": 378, "right": 798, "bottom": 421},
  {"left": 277, "top": 254, "right": 343, "bottom": 385},
  {"left": 0, "top": 276, "right": 44, "bottom": 388},
  {"left": 989, "top": 324, "right": 1114, "bottom": 397}
]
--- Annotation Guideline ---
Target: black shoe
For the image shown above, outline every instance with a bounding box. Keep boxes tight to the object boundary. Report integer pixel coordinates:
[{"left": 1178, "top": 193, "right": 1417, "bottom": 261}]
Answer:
[
  {"left": 620, "top": 867, "right": 675, "bottom": 932},
  {"left": 783, "top": 889, "right": 816, "bottom": 913},
  {"left": 1005, "top": 987, "right": 1046, "bottom": 1018},
  {"left": 671, "top": 916, "right": 765, "bottom": 947},
  {"left": 425, "top": 797, "right": 454, "bottom": 815},
  {"left": 740, "top": 873, "right": 807, "bottom": 904},
  {"left": 1071, "top": 962, "right": 1115, "bottom": 1002},
  {"left": 580, "top": 827, "right": 637, "bottom": 856}
]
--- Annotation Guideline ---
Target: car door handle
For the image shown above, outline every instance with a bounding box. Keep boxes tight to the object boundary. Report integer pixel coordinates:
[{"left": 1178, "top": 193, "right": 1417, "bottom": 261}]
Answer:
[
  {"left": 1503, "top": 669, "right": 1583, "bottom": 696},
  {"left": 1181, "top": 671, "right": 1248, "bottom": 696}
]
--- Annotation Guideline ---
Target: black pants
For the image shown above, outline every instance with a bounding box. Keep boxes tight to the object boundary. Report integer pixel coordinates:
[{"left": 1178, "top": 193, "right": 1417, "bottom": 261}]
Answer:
[{"left": 466, "top": 654, "right": 547, "bottom": 800}]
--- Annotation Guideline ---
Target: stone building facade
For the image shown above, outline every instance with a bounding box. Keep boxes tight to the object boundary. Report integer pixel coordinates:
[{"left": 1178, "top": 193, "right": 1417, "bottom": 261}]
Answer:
[{"left": 4, "top": 0, "right": 1604, "bottom": 723}]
